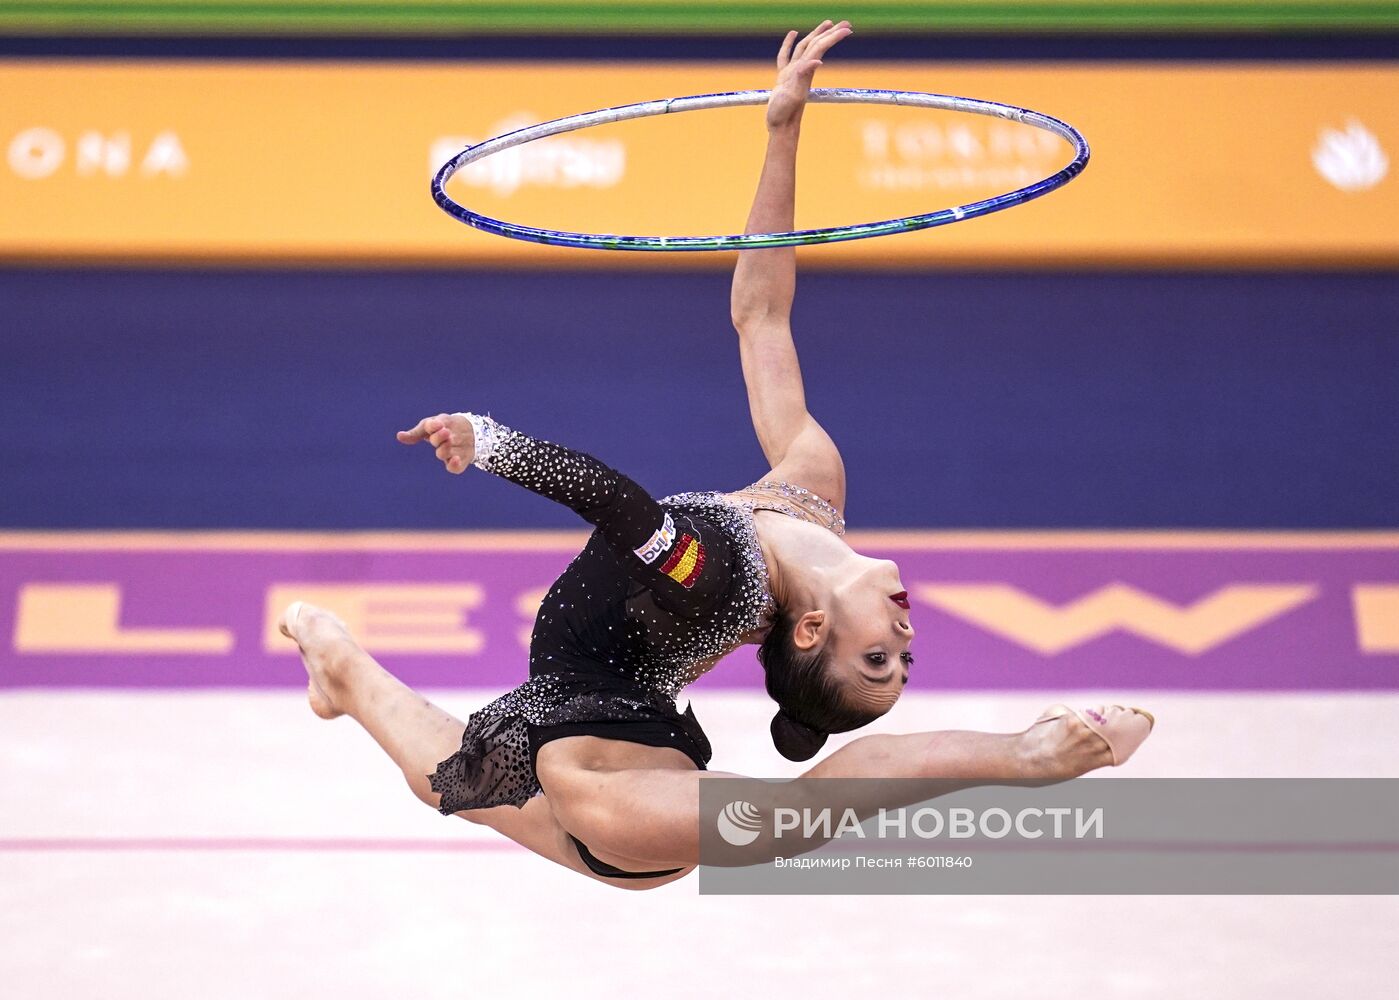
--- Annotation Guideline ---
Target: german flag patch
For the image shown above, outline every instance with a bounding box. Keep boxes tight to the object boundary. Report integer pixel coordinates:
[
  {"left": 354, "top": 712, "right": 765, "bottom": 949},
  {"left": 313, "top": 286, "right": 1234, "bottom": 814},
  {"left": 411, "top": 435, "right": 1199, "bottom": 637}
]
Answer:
[{"left": 658, "top": 533, "right": 706, "bottom": 589}]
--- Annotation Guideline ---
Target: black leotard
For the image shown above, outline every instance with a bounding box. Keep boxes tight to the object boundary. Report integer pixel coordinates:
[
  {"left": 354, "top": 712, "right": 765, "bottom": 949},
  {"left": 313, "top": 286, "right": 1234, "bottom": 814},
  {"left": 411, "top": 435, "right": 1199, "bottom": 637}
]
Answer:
[{"left": 428, "top": 414, "right": 778, "bottom": 815}]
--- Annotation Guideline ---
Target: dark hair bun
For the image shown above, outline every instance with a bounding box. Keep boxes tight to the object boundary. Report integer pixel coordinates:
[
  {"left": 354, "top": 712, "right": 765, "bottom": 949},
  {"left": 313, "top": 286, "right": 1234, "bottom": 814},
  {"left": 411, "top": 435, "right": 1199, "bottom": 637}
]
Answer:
[{"left": 771, "top": 710, "right": 828, "bottom": 762}]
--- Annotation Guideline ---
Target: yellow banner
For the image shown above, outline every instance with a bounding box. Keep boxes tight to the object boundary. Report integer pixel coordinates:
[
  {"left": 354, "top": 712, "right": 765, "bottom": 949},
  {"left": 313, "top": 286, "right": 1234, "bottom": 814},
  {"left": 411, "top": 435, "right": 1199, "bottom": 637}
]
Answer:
[{"left": 2, "top": 61, "right": 1395, "bottom": 266}]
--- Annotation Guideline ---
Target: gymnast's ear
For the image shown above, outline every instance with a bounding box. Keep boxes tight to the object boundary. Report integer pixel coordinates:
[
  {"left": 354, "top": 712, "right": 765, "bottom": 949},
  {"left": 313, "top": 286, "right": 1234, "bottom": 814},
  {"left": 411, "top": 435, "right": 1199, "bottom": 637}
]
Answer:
[
  {"left": 771, "top": 710, "right": 828, "bottom": 762},
  {"left": 790, "top": 610, "right": 826, "bottom": 651}
]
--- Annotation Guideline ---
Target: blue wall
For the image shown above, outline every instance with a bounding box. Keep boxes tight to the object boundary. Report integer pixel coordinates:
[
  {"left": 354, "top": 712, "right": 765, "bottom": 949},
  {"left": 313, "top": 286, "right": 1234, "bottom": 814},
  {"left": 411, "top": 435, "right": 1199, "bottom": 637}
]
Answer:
[{"left": 2, "top": 268, "right": 1395, "bottom": 528}]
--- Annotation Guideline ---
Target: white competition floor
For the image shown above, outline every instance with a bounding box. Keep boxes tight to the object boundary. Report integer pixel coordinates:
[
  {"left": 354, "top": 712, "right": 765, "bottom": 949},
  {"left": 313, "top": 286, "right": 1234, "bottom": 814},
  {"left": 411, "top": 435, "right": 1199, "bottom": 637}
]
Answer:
[{"left": 3, "top": 689, "right": 1397, "bottom": 999}]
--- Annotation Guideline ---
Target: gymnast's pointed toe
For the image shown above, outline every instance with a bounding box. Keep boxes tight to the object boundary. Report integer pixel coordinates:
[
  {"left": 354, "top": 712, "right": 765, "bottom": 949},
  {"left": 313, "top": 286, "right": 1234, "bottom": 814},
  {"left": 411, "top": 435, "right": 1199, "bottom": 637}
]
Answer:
[
  {"left": 1038, "top": 703, "right": 1155, "bottom": 767},
  {"left": 278, "top": 601, "right": 306, "bottom": 642}
]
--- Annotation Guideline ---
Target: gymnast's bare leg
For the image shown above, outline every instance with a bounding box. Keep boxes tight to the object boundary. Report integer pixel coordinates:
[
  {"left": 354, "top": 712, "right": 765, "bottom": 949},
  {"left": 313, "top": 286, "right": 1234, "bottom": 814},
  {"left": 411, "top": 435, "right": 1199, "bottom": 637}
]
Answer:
[
  {"left": 281, "top": 604, "right": 690, "bottom": 888},
  {"left": 284, "top": 602, "right": 1128, "bottom": 885}
]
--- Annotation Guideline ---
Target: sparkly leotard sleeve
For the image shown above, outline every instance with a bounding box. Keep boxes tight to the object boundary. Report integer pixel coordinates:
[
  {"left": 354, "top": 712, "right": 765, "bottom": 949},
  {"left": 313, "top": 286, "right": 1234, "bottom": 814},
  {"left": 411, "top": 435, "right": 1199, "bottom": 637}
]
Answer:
[
  {"left": 429, "top": 415, "right": 777, "bottom": 812},
  {"left": 463, "top": 413, "right": 737, "bottom": 618}
]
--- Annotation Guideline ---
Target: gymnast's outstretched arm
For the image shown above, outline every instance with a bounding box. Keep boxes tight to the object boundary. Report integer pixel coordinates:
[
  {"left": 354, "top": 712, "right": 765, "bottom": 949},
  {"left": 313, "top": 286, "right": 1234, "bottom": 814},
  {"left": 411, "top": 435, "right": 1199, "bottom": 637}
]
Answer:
[
  {"left": 729, "top": 20, "right": 851, "bottom": 511},
  {"left": 396, "top": 411, "right": 736, "bottom": 615}
]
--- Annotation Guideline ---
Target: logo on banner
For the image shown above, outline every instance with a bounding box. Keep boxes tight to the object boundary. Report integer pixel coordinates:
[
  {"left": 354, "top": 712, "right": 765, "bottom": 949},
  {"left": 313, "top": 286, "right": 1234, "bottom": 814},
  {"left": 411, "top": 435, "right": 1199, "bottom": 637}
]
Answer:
[
  {"left": 1312, "top": 121, "right": 1388, "bottom": 191},
  {"left": 916, "top": 582, "right": 1319, "bottom": 656},
  {"left": 7, "top": 128, "right": 189, "bottom": 180},
  {"left": 430, "top": 115, "right": 625, "bottom": 197},
  {"left": 856, "top": 117, "right": 1060, "bottom": 193}
]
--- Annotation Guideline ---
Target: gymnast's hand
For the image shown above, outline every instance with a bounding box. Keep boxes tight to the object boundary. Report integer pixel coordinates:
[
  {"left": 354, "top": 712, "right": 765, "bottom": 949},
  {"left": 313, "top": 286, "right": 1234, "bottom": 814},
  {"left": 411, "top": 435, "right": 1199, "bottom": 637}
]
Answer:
[
  {"left": 396, "top": 413, "right": 476, "bottom": 475},
  {"left": 766, "top": 19, "right": 852, "bottom": 131}
]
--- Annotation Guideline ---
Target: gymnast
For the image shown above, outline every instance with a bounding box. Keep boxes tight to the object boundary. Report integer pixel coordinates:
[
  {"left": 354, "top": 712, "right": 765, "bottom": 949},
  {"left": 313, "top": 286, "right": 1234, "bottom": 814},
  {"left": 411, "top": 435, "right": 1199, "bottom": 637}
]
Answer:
[{"left": 281, "top": 20, "right": 1152, "bottom": 887}]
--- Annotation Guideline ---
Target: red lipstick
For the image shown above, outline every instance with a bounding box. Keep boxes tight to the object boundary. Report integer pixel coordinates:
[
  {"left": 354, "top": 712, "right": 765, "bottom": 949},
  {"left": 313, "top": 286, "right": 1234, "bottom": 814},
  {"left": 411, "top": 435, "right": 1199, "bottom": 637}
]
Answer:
[{"left": 890, "top": 591, "right": 910, "bottom": 609}]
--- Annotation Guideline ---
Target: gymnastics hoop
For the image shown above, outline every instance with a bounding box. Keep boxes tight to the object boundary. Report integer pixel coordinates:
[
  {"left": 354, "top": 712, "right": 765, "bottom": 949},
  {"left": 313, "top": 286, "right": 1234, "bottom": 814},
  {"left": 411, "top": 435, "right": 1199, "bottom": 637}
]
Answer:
[{"left": 432, "top": 88, "right": 1089, "bottom": 251}]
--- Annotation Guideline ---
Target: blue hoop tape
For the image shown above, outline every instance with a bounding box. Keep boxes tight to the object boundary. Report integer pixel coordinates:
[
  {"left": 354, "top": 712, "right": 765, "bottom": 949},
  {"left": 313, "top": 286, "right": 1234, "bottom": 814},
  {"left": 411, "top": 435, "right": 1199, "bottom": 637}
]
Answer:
[{"left": 432, "top": 88, "right": 1089, "bottom": 251}]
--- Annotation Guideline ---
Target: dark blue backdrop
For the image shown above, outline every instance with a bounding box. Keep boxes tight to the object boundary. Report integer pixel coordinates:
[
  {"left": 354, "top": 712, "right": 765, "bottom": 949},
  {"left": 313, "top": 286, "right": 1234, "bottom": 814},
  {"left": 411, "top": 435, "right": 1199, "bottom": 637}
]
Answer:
[{"left": 2, "top": 268, "right": 1395, "bottom": 528}]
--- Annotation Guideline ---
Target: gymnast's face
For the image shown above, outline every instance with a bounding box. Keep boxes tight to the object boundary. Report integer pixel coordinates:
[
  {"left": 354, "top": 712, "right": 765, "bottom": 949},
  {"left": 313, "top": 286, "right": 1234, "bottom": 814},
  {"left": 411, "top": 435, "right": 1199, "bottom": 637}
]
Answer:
[{"left": 796, "top": 556, "right": 914, "bottom": 715}]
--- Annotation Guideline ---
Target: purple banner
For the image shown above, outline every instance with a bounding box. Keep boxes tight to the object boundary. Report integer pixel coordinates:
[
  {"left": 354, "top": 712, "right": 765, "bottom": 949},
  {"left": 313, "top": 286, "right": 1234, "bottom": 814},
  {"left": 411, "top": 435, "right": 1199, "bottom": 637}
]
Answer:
[{"left": 2, "top": 532, "right": 1396, "bottom": 691}]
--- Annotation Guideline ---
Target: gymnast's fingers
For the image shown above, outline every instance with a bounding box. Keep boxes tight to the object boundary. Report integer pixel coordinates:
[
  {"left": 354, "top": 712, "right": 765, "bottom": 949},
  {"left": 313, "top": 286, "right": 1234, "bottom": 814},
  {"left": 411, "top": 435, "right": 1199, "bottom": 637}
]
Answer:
[
  {"left": 426, "top": 413, "right": 454, "bottom": 447},
  {"left": 808, "top": 21, "right": 852, "bottom": 59},
  {"left": 792, "top": 19, "right": 833, "bottom": 60},
  {"left": 776, "top": 30, "right": 797, "bottom": 68},
  {"left": 396, "top": 416, "right": 436, "bottom": 444}
]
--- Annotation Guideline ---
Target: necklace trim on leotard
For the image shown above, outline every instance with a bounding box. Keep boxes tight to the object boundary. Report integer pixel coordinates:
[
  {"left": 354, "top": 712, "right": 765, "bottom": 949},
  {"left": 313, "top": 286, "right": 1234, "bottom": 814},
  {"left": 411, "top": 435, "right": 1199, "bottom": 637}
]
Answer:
[{"left": 729, "top": 480, "right": 847, "bottom": 536}]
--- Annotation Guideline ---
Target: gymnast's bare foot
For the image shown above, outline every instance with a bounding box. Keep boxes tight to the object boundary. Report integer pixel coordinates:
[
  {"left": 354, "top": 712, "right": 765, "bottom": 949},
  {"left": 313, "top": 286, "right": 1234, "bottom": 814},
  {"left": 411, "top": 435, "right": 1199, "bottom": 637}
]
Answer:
[{"left": 279, "top": 601, "right": 356, "bottom": 720}]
